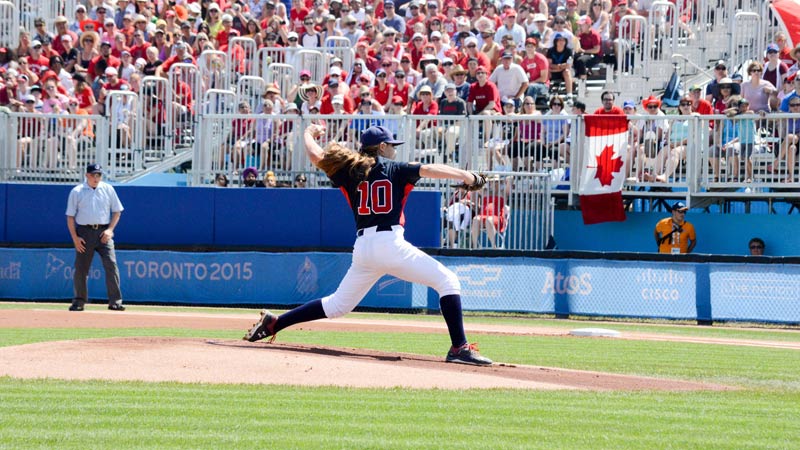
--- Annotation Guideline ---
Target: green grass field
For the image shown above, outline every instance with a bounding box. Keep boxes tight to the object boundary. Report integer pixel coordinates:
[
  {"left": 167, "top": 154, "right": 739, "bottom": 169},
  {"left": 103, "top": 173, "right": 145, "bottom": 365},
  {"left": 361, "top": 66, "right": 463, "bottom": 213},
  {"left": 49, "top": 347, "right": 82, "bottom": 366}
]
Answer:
[{"left": 1, "top": 303, "right": 799, "bottom": 449}]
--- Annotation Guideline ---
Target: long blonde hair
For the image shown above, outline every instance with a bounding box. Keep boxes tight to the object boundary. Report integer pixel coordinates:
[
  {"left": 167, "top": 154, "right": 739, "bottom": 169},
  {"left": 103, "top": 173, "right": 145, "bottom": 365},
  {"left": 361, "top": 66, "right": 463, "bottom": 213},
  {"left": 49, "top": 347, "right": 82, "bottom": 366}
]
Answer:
[{"left": 317, "top": 142, "right": 376, "bottom": 180}]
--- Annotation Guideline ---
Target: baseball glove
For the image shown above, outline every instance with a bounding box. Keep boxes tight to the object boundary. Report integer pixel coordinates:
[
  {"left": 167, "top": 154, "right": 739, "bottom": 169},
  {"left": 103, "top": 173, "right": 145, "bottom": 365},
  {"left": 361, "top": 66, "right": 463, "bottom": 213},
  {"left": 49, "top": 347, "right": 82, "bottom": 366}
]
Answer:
[{"left": 452, "top": 172, "right": 487, "bottom": 192}]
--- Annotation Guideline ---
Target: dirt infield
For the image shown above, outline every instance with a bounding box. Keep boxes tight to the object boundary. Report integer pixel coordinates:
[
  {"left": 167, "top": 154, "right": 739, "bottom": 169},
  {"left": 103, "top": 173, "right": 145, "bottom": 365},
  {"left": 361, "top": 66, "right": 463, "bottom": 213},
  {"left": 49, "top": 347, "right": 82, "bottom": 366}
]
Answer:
[{"left": 0, "top": 308, "right": 769, "bottom": 390}]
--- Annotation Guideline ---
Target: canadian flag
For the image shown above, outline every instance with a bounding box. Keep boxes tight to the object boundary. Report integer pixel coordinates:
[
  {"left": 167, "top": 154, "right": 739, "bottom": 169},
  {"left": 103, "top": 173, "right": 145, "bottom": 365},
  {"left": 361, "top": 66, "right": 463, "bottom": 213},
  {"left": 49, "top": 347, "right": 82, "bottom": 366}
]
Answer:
[{"left": 579, "top": 115, "right": 629, "bottom": 225}]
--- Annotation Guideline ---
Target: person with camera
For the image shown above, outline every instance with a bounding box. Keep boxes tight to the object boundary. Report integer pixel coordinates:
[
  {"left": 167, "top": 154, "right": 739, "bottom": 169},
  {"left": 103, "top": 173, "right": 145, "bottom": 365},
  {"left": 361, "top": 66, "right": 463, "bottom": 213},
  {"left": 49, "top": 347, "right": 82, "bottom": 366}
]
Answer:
[{"left": 654, "top": 202, "right": 696, "bottom": 254}]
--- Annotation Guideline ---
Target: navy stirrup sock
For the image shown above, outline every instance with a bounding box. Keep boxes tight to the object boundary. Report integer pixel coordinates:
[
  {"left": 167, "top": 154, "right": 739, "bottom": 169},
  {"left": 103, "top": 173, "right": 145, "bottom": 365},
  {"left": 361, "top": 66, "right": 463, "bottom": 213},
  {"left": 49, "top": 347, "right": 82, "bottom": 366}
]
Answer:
[
  {"left": 439, "top": 294, "right": 467, "bottom": 348},
  {"left": 274, "top": 299, "right": 327, "bottom": 334}
]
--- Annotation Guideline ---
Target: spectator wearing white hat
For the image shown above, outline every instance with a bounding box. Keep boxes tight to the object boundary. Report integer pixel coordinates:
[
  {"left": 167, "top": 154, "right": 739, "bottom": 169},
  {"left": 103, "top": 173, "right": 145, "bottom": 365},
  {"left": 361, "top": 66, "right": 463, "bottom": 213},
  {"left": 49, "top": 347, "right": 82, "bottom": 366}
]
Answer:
[
  {"left": 206, "top": 2, "right": 224, "bottom": 40},
  {"left": 71, "top": 5, "right": 88, "bottom": 34},
  {"left": 458, "top": 36, "right": 491, "bottom": 73},
  {"left": 531, "top": 14, "right": 553, "bottom": 51}
]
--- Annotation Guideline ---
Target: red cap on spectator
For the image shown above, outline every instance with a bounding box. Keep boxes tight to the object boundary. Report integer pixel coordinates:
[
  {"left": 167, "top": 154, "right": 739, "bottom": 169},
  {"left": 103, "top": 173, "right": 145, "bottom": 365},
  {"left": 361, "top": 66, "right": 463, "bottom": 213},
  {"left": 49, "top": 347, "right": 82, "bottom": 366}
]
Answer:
[
  {"left": 504, "top": 10, "right": 517, "bottom": 18},
  {"left": 391, "top": 95, "right": 403, "bottom": 104},
  {"left": 525, "top": 37, "right": 537, "bottom": 45},
  {"left": 166, "top": 10, "right": 176, "bottom": 17}
]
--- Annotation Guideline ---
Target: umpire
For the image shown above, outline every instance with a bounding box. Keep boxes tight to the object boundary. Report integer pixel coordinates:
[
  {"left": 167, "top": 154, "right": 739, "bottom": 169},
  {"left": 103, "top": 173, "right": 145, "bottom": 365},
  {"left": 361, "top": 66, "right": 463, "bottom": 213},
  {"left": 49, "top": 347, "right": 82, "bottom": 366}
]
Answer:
[{"left": 65, "top": 163, "right": 125, "bottom": 311}]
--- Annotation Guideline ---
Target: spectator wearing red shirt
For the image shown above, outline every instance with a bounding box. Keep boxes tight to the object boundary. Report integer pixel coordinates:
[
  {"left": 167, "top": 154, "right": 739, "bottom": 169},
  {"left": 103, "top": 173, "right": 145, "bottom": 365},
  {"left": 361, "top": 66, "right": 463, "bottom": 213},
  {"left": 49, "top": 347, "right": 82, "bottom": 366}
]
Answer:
[
  {"left": 128, "top": 30, "right": 150, "bottom": 61},
  {"left": 52, "top": 16, "right": 78, "bottom": 56},
  {"left": 88, "top": 41, "right": 121, "bottom": 81},
  {"left": 110, "top": 33, "right": 129, "bottom": 59},
  {"left": 688, "top": 84, "right": 713, "bottom": 115},
  {"left": 290, "top": 0, "right": 311, "bottom": 32},
  {"left": 593, "top": 91, "right": 625, "bottom": 114},
  {"left": 412, "top": 85, "right": 439, "bottom": 148},
  {"left": 574, "top": 16, "right": 602, "bottom": 80},
  {"left": 26, "top": 41, "right": 51, "bottom": 77},
  {"left": 521, "top": 37, "right": 549, "bottom": 100},
  {"left": 355, "top": 43, "right": 379, "bottom": 73},
  {"left": 404, "top": 1, "right": 426, "bottom": 42},
  {"left": 467, "top": 66, "right": 501, "bottom": 115},
  {"left": 407, "top": 33, "right": 428, "bottom": 70},
  {"left": 392, "top": 70, "right": 411, "bottom": 106},
  {"left": 320, "top": 78, "right": 355, "bottom": 114},
  {"left": 371, "top": 69, "right": 394, "bottom": 108},
  {"left": 458, "top": 36, "right": 492, "bottom": 72},
  {"left": 158, "top": 42, "right": 197, "bottom": 76}
]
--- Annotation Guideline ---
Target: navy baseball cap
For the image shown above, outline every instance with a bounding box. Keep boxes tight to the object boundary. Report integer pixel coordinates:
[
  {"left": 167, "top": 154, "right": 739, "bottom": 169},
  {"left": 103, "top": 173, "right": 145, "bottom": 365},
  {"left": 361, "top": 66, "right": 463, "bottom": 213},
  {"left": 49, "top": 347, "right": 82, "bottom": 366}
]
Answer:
[
  {"left": 86, "top": 163, "right": 103, "bottom": 174},
  {"left": 671, "top": 202, "right": 689, "bottom": 212},
  {"left": 360, "top": 126, "right": 404, "bottom": 147}
]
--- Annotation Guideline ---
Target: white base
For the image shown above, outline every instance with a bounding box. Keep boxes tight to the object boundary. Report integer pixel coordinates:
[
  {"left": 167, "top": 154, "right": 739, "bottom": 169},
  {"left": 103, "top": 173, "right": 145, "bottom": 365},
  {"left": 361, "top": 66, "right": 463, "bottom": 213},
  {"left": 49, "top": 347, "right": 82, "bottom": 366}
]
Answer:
[{"left": 569, "top": 328, "right": 622, "bottom": 338}]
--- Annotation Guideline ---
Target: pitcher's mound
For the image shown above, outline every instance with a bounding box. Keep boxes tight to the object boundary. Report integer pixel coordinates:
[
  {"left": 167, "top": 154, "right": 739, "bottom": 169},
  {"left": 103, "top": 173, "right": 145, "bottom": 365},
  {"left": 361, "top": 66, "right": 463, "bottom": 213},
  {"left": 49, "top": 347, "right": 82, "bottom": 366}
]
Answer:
[{"left": 0, "top": 337, "right": 731, "bottom": 391}]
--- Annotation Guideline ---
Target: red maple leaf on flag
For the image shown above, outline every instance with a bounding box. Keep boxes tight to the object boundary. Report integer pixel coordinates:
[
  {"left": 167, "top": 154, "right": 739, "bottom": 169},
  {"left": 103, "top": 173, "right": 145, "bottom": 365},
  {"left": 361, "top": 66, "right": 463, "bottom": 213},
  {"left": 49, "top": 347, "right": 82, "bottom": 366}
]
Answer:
[{"left": 594, "top": 144, "right": 623, "bottom": 186}]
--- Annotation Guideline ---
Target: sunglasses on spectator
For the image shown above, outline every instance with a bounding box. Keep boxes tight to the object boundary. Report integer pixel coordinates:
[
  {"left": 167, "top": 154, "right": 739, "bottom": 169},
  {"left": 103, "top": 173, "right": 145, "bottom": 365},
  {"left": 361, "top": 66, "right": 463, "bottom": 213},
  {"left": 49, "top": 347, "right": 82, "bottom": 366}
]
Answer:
[
  {"left": 467, "top": 44, "right": 476, "bottom": 48},
  {"left": 680, "top": 102, "right": 692, "bottom": 106},
  {"left": 749, "top": 69, "right": 762, "bottom": 73},
  {"left": 396, "top": 74, "right": 405, "bottom": 78},
  {"left": 720, "top": 85, "right": 731, "bottom": 89},
  {"left": 551, "top": 103, "right": 563, "bottom": 106},
  {"left": 377, "top": 73, "right": 387, "bottom": 77},
  {"left": 647, "top": 105, "right": 658, "bottom": 109},
  {"left": 300, "top": 76, "right": 310, "bottom": 80},
  {"left": 361, "top": 93, "right": 371, "bottom": 97},
  {"left": 382, "top": 63, "right": 391, "bottom": 67},
  {"left": 790, "top": 103, "right": 800, "bottom": 107},
  {"left": 443, "top": 62, "right": 453, "bottom": 66}
]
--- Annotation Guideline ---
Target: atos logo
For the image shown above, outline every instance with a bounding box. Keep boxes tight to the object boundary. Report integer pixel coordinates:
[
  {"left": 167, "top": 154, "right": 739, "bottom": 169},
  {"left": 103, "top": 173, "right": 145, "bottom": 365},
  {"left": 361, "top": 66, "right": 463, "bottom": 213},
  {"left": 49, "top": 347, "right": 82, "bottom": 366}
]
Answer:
[
  {"left": 46, "top": 253, "right": 65, "bottom": 279},
  {"left": 454, "top": 265, "right": 502, "bottom": 286}
]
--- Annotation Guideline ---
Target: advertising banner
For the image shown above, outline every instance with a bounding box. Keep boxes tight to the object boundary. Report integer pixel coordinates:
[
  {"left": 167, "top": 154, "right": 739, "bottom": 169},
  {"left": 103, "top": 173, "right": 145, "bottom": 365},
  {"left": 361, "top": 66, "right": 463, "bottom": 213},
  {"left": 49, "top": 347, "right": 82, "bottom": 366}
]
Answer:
[
  {"left": 709, "top": 264, "right": 800, "bottom": 323},
  {"left": 0, "top": 248, "right": 414, "bottom": 308},
  {"left": 565, "top": 260, "right": 698, "bottom": 319}
]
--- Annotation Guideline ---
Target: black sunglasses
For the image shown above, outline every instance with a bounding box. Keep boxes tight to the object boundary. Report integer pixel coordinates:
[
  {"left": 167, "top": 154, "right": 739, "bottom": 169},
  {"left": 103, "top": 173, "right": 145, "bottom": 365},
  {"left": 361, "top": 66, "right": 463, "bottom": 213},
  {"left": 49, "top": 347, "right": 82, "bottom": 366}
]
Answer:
[
  {"left": 750, "top": 245, "right": 764, "bottom": 249},
  {"left": 790, "top": 103, "right": 800, "bottom": 107},
  {"left": 680, "top": 102, "right": 692, "bottom": 106}
]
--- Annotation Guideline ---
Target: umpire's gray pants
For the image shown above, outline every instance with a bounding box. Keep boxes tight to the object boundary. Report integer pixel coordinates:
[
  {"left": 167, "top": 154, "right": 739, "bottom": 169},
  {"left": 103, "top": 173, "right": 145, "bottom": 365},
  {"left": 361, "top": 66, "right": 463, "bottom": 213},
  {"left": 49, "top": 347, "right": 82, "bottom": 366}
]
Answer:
[{"left": 73, "top": 225, "right": 123, "bottom": 306}]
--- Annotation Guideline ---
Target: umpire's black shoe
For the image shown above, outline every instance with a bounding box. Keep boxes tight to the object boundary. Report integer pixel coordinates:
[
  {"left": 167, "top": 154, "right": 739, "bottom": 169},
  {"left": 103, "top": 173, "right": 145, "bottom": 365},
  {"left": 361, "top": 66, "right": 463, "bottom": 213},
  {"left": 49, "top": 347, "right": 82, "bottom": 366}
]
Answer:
[
  {"left": 108, "top": 304, "right": 126, "bottom": 311},
  {"left": 68, "top": 303, "right": 84, "bottom": 312}
]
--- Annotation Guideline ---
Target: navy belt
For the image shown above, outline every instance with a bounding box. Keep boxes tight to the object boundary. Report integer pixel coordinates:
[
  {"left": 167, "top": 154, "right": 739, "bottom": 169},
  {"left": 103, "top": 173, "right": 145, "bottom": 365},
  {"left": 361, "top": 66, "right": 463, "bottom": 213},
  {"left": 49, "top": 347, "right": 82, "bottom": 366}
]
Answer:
[
  {"left": 79, "top": 224, "right": 108, "bottom": 230},
  {"left": 356, "top": 225, "right": 395, "bottom": 237}
]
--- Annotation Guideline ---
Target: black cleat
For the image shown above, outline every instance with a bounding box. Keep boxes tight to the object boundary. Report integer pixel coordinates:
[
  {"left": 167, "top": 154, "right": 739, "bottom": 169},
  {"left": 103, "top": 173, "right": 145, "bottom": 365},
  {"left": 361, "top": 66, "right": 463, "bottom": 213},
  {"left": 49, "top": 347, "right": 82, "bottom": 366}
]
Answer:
[
  {"left": 446, "top": 343, "right": 493, "bottom": 366},
  {"left": 108, "top": 304, "right": 126, "bottom": 311},
  {"left": 243, "top": 310, "right": 278, "bottom": 342}
]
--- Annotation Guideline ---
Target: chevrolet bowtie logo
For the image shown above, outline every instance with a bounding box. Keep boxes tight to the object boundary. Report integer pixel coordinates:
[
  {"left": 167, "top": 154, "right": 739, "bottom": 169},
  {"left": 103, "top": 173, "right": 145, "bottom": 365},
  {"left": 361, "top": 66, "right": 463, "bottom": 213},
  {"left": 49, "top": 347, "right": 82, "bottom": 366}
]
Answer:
[{"left": 454, "top": 265, "right": 502, "bottom": 286}]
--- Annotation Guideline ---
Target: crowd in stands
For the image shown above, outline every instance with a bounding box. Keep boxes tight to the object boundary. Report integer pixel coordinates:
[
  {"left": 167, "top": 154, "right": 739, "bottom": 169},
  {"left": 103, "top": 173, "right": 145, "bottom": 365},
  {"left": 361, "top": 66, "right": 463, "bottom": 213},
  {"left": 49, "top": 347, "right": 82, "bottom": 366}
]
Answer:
[{"left": 2, "top": 0, "right": 800, "bottom": 184}]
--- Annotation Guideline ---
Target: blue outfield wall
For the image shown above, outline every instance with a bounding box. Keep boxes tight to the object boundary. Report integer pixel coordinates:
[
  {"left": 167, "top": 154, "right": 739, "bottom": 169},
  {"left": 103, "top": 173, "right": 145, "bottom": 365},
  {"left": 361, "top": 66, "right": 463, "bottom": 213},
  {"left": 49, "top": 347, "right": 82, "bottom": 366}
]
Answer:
[
  {"left": 0, "top": 184, "right": 441, "bottom": 248},
  {"left": 1, "top": 248, "right": 799, "bottom": 324}
]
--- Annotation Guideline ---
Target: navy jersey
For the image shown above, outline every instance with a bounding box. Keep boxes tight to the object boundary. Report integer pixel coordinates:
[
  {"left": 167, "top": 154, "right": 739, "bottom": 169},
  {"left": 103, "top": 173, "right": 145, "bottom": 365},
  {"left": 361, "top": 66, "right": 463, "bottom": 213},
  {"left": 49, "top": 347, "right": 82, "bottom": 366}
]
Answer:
[{"left": 329, "top": 157, "right": 421, "bottom": 230}]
